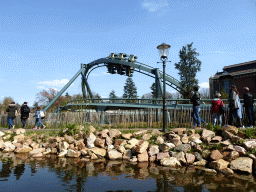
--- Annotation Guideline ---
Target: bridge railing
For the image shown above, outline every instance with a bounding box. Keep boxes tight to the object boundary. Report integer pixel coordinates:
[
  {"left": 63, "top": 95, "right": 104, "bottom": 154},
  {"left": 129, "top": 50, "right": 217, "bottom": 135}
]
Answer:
[{"left": 66, "top": 98, "right": 243, "bottom": 105}]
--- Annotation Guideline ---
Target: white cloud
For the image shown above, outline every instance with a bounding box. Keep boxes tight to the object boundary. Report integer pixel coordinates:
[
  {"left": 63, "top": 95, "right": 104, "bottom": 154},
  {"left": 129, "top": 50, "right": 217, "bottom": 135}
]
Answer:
[
  {"left": 199, "top": 82, "right": 209, "bottom": 88},
  {"left": 142, "top": 0, "right": 168, "bottom": 12},
  {"left": 37, "top": 86, "right": 46, "bottom": 89},
  {"left": 38, "top": 79, "right": 74, "bottom": 87}
]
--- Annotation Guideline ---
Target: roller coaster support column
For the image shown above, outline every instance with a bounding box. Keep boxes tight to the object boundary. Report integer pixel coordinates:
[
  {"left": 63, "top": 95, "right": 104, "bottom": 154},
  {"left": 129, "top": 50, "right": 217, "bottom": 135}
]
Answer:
[{"left": 43, "top": 68, "right": 84, "bottom": 112}]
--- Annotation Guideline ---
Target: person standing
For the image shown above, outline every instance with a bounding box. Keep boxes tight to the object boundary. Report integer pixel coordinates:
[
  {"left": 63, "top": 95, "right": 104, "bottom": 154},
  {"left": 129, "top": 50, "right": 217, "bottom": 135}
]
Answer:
[
  {"left": 191, "top": 86, "right": 202, "bottom": 128},
  {"left": 20, "top": 102, "right": 30, "bottom": 129},
  {"left": 6, "top": 101, "right": 18, "bottom": 129},
  {"left": 33, "top": 106, "right": 46, "bottom": 130},
  {"left": 243, "top": 87, "right": 255, "bottom": 128},
  {"left": 211, "top": 92, "right": 224, "bottom": 126},
  {"left": 228, "top": 85, "right": 242, "bottom": 128}
]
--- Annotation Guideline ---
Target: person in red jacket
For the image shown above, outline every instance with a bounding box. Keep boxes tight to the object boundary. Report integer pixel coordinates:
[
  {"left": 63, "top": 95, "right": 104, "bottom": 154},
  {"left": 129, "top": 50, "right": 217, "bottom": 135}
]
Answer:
[{"left": 211, "top": 92, "right": 224, "bottom": 126}]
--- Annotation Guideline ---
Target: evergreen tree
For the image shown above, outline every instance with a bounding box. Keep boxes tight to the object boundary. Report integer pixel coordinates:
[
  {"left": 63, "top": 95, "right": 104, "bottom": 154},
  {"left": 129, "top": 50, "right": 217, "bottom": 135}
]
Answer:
[
  {"left": 174, "top": 42, "right": 202, "bottom": 99},
  {"left": 109, "top": 90, "right": 117, "bottom": 103},
  {"left": 123, "top": 77, "right": 138, "bottom": 103}
]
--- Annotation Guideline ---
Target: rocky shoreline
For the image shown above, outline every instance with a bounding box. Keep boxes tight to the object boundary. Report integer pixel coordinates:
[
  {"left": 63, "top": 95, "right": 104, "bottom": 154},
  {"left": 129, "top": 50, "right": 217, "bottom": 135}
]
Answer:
[{"left": 0, "top": 125, "right": 256, "bottom": 176}]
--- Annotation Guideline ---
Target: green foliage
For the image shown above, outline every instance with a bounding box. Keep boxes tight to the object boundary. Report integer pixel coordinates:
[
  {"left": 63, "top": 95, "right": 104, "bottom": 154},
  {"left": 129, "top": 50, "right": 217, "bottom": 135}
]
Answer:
[
  {"left": 123, "top": 77, "right": 138, "bottom": 103},
  {"left": 220, "top": 88, "right": 229, "bottom": 99},
  {"left": 58, "top": 123, "right": 78, "bottom": 136},
  {"left": 206, "top": 123, "right": 214, "bottom": 131},
  {"left": 210, "top": 144, "right": 223, "bottom": 150},
  {"left": 109, "top": 90, "right": 118, "bottom": 103},
  {"left": 195, "top": 130, "right": 203, "bottom": 135},
  {"left": 244, "top": 128, "right": 256, "bottom": 139},
  {"left": 174, "top": 42, "right": 202, "bottom": 99}
]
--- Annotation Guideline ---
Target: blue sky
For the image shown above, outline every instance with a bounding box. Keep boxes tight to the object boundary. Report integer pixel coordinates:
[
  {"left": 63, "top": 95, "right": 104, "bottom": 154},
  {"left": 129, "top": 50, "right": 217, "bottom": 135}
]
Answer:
[{"left": 0, "top": 0, "right": 256, "bottom": 106}]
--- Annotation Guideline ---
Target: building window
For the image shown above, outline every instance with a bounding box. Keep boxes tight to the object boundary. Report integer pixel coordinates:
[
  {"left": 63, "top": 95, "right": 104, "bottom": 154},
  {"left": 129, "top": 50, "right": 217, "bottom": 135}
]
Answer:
[{"left": 223, "top": 80, "right": 230, "bottom": 93}]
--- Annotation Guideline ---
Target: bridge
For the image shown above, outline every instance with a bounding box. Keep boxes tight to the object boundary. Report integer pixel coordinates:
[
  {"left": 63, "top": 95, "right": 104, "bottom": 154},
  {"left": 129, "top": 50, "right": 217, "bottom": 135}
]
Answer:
[{"left": 42, "top": 53, "right": 185, "bottom": 113}]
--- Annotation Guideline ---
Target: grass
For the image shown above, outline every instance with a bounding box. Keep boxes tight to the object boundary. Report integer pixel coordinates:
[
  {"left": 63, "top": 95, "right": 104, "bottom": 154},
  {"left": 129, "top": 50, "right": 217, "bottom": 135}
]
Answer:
[{"left": 239, "top": 128, "right": 256, "bottom": 139}]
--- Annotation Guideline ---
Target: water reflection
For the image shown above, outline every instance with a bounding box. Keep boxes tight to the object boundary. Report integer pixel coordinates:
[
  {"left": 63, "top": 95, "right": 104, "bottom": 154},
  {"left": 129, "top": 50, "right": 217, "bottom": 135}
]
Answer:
[{"left": 0, "top": 152, "right": 256, "bottom": 192}]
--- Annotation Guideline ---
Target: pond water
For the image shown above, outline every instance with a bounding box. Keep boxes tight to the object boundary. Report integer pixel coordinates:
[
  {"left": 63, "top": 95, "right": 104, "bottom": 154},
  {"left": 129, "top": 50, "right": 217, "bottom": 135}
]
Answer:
[{"left": 0, "top": 152, "right": 256, "bottom": 192}]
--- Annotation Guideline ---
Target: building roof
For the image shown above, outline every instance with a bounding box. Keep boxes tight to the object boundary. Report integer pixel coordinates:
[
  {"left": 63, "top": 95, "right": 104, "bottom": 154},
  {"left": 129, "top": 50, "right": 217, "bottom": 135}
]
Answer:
[
  {"left": 223, "top": 60, "right": 256, "bottom": 70},
  {"left": 210, "top": 68, "right": 256, "bottom": 79}
]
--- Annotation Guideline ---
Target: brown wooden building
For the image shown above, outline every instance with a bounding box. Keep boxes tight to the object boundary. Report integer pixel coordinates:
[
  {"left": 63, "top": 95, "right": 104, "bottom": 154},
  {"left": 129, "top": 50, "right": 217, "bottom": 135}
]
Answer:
[{"left": 209, "top": 60, "right": 256, "bottom": 99}]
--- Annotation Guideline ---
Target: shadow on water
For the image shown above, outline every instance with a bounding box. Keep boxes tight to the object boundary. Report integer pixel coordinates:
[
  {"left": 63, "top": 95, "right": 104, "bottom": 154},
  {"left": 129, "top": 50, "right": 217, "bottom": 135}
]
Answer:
[{"left": 0, "top": 152, "right": 256, "bottom": 192}]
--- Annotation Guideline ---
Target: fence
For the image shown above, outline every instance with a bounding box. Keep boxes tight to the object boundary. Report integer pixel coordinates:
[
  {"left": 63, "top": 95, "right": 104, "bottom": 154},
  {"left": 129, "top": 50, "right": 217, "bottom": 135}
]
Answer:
[{"left": 0, "top": 106, "right": 251, "bottom": 128}]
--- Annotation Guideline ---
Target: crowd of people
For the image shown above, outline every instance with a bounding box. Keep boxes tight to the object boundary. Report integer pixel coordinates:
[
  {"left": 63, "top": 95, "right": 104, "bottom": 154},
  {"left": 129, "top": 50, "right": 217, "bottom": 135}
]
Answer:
[
  {"left": 191, "top": 85, "right": 255, "bottom": 129},
  {"left": 6, "top": 102, "right": 46, "bottom": 130}
]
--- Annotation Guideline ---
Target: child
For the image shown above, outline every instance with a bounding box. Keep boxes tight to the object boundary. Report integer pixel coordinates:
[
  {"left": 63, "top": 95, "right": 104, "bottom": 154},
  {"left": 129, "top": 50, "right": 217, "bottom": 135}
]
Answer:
[{"left": 33, "top": 106, "right": 46, "bottom": 129}]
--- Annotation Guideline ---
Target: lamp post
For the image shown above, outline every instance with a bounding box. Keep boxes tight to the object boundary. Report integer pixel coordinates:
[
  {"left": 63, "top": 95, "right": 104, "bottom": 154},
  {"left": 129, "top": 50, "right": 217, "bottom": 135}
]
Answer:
[{"left": 157, "top": 43, "right": 171, "bottom": 132}]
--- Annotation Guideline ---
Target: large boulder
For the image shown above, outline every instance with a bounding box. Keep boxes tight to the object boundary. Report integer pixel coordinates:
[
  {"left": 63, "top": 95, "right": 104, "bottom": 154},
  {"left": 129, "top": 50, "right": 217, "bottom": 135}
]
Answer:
[
  {"left": 230, "top": 157, "right": 253, "bottom": 174},
  {"left": 59, "top": 141, "right": 69, "bottom": 151},
  {"left": 29, "top": 148, "right": 45, "bottom": 156},
  {"left": 209, "top": 159, "right": 229, "bottom": 170},
  {"left": 75, "top": 139, "right": 85, "bottom": 150},
  {"left": 185, "top": 153, "right": 195, "bottom": 165},
  {"left": 87, "top": 133, "right": 96, "bottom": 148},
  {"left": 201, "top": 129, "right": 215, "bottom": 140},
  {"left": 64, "top": 135, "right": 75, "bottom": 144},
  {"left": 94, "top": 138, "right": 105, "bottom": 148},
  {"left": 3, "top": 142, "right": 16, "bottom": 152},
  {"left": 243, "top": 140, "right": 256, "bottom": 151},
  {"left": 66, "top": 149, "right": 81, "bottom": 158},
  {"left": 107, "top": 149, "right": 122, "bottom": 160},
  {"left": 137, "top": 151, "right": 148, "bottom": 162},
  {"left": 160, "top": 157, "right": 181, "bottom": 167},
  {"left": 148, "top": 145, "right": 159, "bottom": 156},
  {"left": 14, "top": 128, "right": 26, "bottom": 135},
  {"left": 109, "top": 129, "right": 121, "bottom": 138},
  {"left": 175, "top": 144, "right": 191, "bottom": 153},
  {"left": 157, "top": 152, "right": 170, "bottom": 161},
  {"left": 221, "top": 125, "right": 238, "bottom": 135},
  {"left": 14, "top": 145, "right": 33, "bottom": 153},
  {"left": 134, "top": 141, "right": 149, "bottom": 154},
  {"left": 90, "top": 147, "right": 106, "bottom": 158},
  {"left": 0, "top": 131, "right": 5, "bottom": 137}
]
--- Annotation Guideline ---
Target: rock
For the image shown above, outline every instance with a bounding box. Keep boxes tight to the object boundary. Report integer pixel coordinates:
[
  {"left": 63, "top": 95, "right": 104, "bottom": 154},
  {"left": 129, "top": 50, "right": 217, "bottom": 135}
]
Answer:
[
  {"left": 39, "top": 134, "right": 45, "bottom": 139},
  {"left": 193, "top": 159, "right": 207, "bottom": 166},
  {"left": 210, "top": 150, "right": 223, "bottom": 160},
  {"left": 156, "top": 136, "right": 164, "bottom": 144},
  {"left": 3, "top": 135, "right": 11, "bottom": 140},
  {"left": 181, "top": 135, "right": 189, "bottom": 144},
  {"left": 89, "top": 126, "right": 96, "bottom": 133},
  {"left": 222, "top": 130, "right": 234, "bottom": 140},
  {"left": 108, "top": 149, "right": 122, "bottom": 160},
  {"left": 90, "top": 147, "right": 106, "bottom": 158},
  {"left": 221, "top": 125, "right": 238, "bottom": 135},
  {"left": 201, "top": 168, "right": 217, "bottom": 174},
  {"left": 142, "top": 134, "right": 152, "bottom": 141},
  {"left": 127, "top": 138, "right": 140, "bottom": 147},
  {"left": 192, "top": 139, "right": 202, "bottom": 144},
  {"left": 134, "top": 141, "right": 149, "bottom": 154},
  {"left": 66, "top": 149, "right": 81, "bottom": 157},
  {"left": 132, "top": 130, "right": 147, "bottom": 137},
  {"left": 59, "top": 141, "right": 69, "bottom": 151},
  {"left": 190, "top": 133, "right": 201, "bottom": 140},
  {"left": 30, "top": 143, "right": 39, "bottom": 150},
  {"left": 32, "top": 152, "right": 43, "bottom": 158},
  {"left": 219, "top": 168, "right": 234, "bottom": 175},
  {"left": 211, "top": 136, "right": 222, "bottom": 143},
  {"left": 243, "top": 140, "right": 256, "bottom": 150},
  {"left": 160, "top": 157, "right": 181, "bottom": 167},
  {"left": 149, "top": 155, "right": 156, "bottom": 162},
  {"left": 0, "top": 140, "right": 5, "bottom": 150},
  {"left": 64, "top": 135, "right": 75, "bottom": 144},
  {"left": 105, "top": 136, "right": 112, "bottom": 146},
  {"left": 130, "top": 156, "right": 137, "bottom": 162},
  {"left": 209, "top": 159, "right": 229, "bottom": 170},
  {"left": 175, "top": 152, "right": 186, "bottom": 164},
  {"left": 91, "top": 153, "right": 98, "bottom": 160},
  {"left": 221, "top": 139, "right": 232, "bottom": 146},
  {"left": 109, "top": 129, "right": 121, "bottom": 138},
  {"left": 114, "top": 139, "right": 125, "bottom": 150},
  {"left": 75, "top": 139, "right": 85, "bottom": 150},
  {"left": 14, "top": 145, "right": 33, "bottom": 153},
  {"left": 23, "top": 138, "right": 33, "bottom": 146},
  {"left": 248, "top": 154, "right": 256, "bottom": 160},
  {"left": 81, "top": 148, "right": 89, "bottom": 156},
  {"left": 3, "top": 142, "right": 16, "bottom": 152},
  {"left": 175, "top": 144, "right": 191, "bottom": 153},
  {"left": 123, "top": 150, "right": 132, "bottom": 160},
  {"left": 157, "top": 152, "right": 170, "bottom": 160},
  {"left": 50, "top": 148, "right": 57, "bottom": 154},
  {"left": 202, "top": 150, "right": 211, "bottom": 159},
  {"left": 230, "top": 157, "right": 253, "bottom": 174},
  {"left": 0, "top": 131, "right": 5, "bottom": 137},
  {"left": 13, "top": 143, "right": 22, "bottom": 148},
  {"left": 58, "top": 150, "right": 68, "bottom": 157},
  {"left": 226, "top": 145, "right": 235, "bottom": 151},
  {"left": 151, "top": 129, "right": 162, "bottom": 136},
  {"left": 172, "top": 128, "right": 186, "bottom": 135},
  {"left": 43, "top": 148, "right": 52, "bottom": 155},
  {"left": 14, "top": 128, "right": 26, "bottom": 135},
  {"left": 122, "top": 133, "right": 132, "bottom": 140},
  {"left": 118, "top": 146, "right": 126, "bottom": 153},
  {"left": 159, "top": 143, "right": 174, "bottom": 152},
  {"left": 29, "top": 148, "right": 45, "bottom": 156},
  {"left": 228, "top": 151, "right": 239, "bottom": 161},
  {"left": 100, "top": 129, "right": 109, "bottom": 138},
  {"left": 87, "top": 133, "right": 96, "bottom": 148},
  {"left": 137, "top": 151, "right": 148, "bottom": 162},
  {"left": 148, "top": 145, "right": 159, "bottom": 156},
  {"left": 42, "top": 142, "right": 50, "bottom": 148},
  {"left": 202, "top": 129, "right": 215, "bottom": 140},
  {"left": 185, "top": 153, "right": 195, "bottom": 164},
  {"left": 233, "top": 145, "right": 247, "bottom": 156}
]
